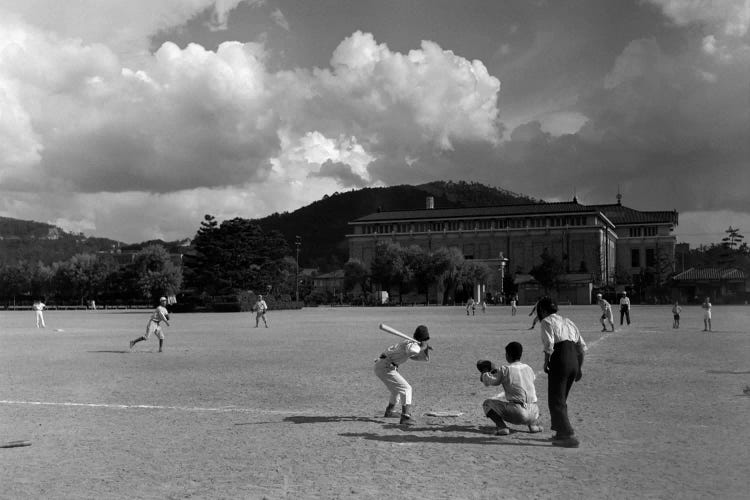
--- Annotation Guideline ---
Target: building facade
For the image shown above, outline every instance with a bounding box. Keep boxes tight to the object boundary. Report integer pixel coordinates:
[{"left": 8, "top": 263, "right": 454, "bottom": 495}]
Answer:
[{"left": 346, "top": 196, "right": 678, "bottom": 304}]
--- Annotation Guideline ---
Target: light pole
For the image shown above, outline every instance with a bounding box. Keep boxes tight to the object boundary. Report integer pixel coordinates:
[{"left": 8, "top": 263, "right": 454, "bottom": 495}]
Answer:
[
  {"left": 498, "top": 252, "right": 509, "bottom": 303},
  {"left": 295, "top": 235, "right": 301, "bottom": 302}
]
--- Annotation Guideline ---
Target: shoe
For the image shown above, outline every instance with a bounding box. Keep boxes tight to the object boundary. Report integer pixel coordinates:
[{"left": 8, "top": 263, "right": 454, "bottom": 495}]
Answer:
[
  {"left": 384, "top": 406, "right": 396, "bottom": 418},
  {"left": 399, "top": 414, "right": 416, "bottom": 426},
  {"left": 494, "top": 427, "right": 510, "bottom": 436},
  {"left": 552, "top": 436, "right": 580, "bottom": 448},
  {"left": 601, "top": 328, "right": 607, "bottom": 332},
  {"left": 129, "top": 340, "right": 135, "bottom": 350},
  {"left": 528, "top": 424, "right": 543, "bottom": 433}
]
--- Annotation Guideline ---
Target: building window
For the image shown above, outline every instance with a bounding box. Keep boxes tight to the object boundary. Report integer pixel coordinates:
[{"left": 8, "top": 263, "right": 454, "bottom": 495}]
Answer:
[
  {"left": 629, "top": 227, "right": 642, "bottom": 237},
  {"left": 631, "top": 249, "right": 640, "bottom": 268},
  {"left": 646, "top": 248, "right": 656, "bottom": 267},
  {"left": 645, "top": 227, "right": 657, "bottom": 236}
]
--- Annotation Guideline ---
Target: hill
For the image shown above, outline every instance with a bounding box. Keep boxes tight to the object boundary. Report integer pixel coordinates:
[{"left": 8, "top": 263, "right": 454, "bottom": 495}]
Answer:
[
  {"left": 0, "top": 217, "right": 190, "bottom": 267},
  {"left": 253, "top": 181, "right": 537, "bottom": 270}
]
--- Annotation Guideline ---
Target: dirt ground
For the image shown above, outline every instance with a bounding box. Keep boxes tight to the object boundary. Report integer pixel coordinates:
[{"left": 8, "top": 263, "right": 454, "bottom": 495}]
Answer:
[{"left": 1, "top": 304, "right": 748, "bottom": 499}]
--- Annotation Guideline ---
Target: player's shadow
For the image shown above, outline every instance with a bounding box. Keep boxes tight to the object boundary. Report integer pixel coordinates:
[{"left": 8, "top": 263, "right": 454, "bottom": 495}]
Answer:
[
  {"left": 340, "top": 431, "right": 549, "bottom": 446},
  {"left": 87, "top": 350, "right": 131, "bottom": 354},
  {"left": 706, "top": 370, "right": 750, "bottom": 374},
  {"left": 284, "top": 415, "right": 385, "bottom": 425}
]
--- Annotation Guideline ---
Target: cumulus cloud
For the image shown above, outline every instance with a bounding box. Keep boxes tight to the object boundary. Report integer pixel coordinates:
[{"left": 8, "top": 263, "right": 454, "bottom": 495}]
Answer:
[
  {"left": 647, "top": 0, "right": 749, "bottom": 36},
  {"left": 0, "top": 10, "right": 502, "bottom": 241}
]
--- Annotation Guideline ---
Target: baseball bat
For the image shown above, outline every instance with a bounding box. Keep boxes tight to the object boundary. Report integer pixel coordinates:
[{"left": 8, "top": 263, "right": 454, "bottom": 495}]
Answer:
[{"left": 379, "top": 323, "right": 416, "bottom": 342}]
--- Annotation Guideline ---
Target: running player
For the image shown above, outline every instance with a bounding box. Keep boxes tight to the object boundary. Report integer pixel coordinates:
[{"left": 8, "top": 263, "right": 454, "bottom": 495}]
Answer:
[{"left": 130, "top": 297, "right": 170, "bottom": 352}]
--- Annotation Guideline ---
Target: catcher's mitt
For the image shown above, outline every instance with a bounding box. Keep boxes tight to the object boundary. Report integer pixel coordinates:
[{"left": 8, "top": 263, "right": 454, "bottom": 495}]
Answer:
[{"left": 476, "top": 359, "right": 498, "bottom": 374}]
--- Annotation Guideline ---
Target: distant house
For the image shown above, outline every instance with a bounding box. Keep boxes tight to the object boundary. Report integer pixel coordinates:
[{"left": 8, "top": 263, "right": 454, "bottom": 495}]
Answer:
[
  {"left": 313, "top": 270, "right": 345, "bottom": 292},
  {"left": 672, "top": 267, "right": 748, "bottom": 304}
]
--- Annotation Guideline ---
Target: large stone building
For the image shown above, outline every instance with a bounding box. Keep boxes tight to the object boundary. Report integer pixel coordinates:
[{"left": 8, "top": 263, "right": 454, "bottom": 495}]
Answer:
[{"left": 346, "top": 195, "right": 678, "bottom": 304}]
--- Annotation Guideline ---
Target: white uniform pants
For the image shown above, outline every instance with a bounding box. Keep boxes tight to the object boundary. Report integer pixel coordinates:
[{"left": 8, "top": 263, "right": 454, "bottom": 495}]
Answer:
[{"left": 374, "top": 358, "right": 412, "bottom": 405}]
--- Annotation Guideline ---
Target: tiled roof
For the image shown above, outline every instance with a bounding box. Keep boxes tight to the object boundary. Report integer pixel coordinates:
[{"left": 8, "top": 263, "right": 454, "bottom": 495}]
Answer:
[
  {"left": 352, "top": 201, "right": 598, "bottom": 223},
  {"left": 673, "top": 267, "right": 746, "bottom": 281},
  {"left": 595, "top": 204, "right": 678, "bottom": 225}
]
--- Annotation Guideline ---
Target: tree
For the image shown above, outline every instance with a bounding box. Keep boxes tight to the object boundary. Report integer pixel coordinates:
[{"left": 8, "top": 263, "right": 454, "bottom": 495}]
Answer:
[
  {"left": 719, "top": 226, "right": 745, "bottom": 268},
  {"left": 183, "top": 215, "right": 291, "bottom": 295},
  {"left": 530, "top": 249, "right": 566, "bottom": 294},
  {"left": 370, "top": 242, "right": 410, "bottom": 302},
  {"left": 458, "top": 260, "right": 492, "bottom": 300},
  {"left": 343, "top": 259, "right": 369, "bottom": 295},
  {"left": 131, "top": 245, "right": 183, "bottom": 300},
  {"left": 431, "top": 246, "right": 465, "bottom": 304}
]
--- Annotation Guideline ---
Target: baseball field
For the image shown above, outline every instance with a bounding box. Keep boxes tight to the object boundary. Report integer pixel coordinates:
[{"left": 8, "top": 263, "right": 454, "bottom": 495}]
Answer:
[{"left": 1, "top": 304, "right": 748, "bottom": 499}]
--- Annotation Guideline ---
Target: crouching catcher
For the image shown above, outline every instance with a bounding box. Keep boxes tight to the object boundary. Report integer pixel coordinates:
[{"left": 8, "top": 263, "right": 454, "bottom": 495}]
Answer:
[
  {"left": 477, "top": 341, "right": 542, "bottom": 436},
  {"left": 374, "top": 325, "right": 432, "bottom": 425}
]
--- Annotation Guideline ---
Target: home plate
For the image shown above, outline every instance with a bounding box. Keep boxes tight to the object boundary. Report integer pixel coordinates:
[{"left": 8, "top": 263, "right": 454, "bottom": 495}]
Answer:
[{"left": 424, "top": 411, "right": 464, "bottom": 417}]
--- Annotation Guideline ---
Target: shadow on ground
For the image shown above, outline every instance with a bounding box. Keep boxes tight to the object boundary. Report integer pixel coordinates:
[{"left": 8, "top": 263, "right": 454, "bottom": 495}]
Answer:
[{"left": 340, "top": 431, "right": 550, "bottom": 446}]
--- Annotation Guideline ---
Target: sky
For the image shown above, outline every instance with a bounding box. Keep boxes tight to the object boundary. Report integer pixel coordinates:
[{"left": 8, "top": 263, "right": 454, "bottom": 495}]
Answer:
[{"left": 0, "top": 0, "right": 748, "bottom": 246}]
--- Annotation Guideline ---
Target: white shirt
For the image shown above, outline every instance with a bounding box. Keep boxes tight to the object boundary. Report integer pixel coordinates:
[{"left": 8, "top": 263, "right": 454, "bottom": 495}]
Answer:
[
  {"left": 540, "top": 313, "right": 587, "bottom": 355},
  {"left": 481, "top": 362, "right": 538, "bottom": 404},
  {"left": 255, "top": 300, "right": 268, "bottom": 313},
  {"left": 620, "top": 297, "right": 631, "bottom": 308},
  {"left": 380, "top": 340, "right": 424, "bottom": 365},
  {"left": 598, "top": 299, "right": 611, "bottom": 312},
  {"left": 150, "top": 305, "right": 169, "bottom": 324},
  {"left": 33, "top": 302, "right": 45, "bottom": 311}
]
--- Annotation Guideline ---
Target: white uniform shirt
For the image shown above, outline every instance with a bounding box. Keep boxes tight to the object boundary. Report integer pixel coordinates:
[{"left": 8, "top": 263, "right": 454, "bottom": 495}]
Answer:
[
  {"left": 150, "top": 305, "right": 169, "bottom": 324},
  {"left": 620, "top": 296, "right": 631, "bottom": 309},
  {"left": 598, "top": 299, "right": 612, "bottom": 312},
  {"left": 33, "top": 302, "right": 45, "bottom": 311},
  {"left": 381, "top": 340, "right": 423, "bottom": 365},
  {"left": 540, "top": 313, "right": 587, "bottom": 355},
  {"left": 481, "top": 362, "right": 538, "bottom": 404},
  {"left": 256, "top": 300, "right": 268, "bottom": 313}
]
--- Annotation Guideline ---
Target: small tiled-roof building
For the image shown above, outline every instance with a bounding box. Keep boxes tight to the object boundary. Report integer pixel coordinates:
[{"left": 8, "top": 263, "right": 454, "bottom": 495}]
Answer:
[
  {"left": 347, "top": 195, "right": 678, "bottom": 304},
  {"left": 672, "top": 267, "right": 748, "bottom": 303}
]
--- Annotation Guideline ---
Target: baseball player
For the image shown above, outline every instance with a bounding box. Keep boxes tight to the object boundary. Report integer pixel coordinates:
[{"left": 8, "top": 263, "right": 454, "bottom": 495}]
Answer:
[
  {"left": 477, "top": 341, "right": 543, "bottom": 436},
  {"left": 129, "top": 297, "right": 170, "bottom": 352},
  {"left": 619, "top": 291, "right": 631, "bottom": 325},
  {"left": 596, "top": 293, "right": 615, "bottom": 332},
  {"left": 33, "top": 299, "right": 46, "bottom": 328},
  {"left": 374, "top": 325, "right": 432, "bottom": 425},
  {"left": 537, "top": 296, "right": 586, "bottom": 448},
  {"left": 254, "top": 295, "right": 268, "bottom": 328}
]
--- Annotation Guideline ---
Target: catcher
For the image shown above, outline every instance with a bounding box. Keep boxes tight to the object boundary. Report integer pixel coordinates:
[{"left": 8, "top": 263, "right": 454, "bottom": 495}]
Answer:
[
  {"left": 374, "top": 325, "right": 432, "bottom": 426},
  {"left": 477, "top": 341, "right": 543, "bottom": 436}
]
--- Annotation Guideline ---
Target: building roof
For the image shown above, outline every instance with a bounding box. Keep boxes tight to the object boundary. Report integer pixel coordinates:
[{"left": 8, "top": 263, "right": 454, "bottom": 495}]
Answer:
[
  {"left": 352, "top": 201, "right": 601, "bottom": 223},
  {"left": 594, "top": 204, "right": 678, "bottom": 225},
  {"left": 672, "top": 267, "right": 746, "bottom": 281}
]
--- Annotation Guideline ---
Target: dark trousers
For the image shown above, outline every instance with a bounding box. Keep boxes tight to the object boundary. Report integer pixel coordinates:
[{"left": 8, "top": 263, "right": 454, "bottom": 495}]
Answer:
[
  {"left": 547, "top": 340, "right": 579, "bottom": 437},
  {"left": 620, "top": 307, "right": 630, "bottom": 325}
]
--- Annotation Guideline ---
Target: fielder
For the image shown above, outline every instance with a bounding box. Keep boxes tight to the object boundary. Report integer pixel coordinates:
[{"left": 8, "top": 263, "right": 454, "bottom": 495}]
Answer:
[
  {"left": 130, "top": 297, "right": 170, "bottom": 352},
  {"left": 596, "top": 293, "right": 615, "bottom": 332},
  {"left": 477, "top": 341, "right": 543, "bottom": 436},
  {"left": 33, "top": 300, "right": 46, "bottom": 328},
  {"left": 374, "top": 325, "right": 431, "bottom": 425},
  {"left": 254, "top": 294, "right": 268, "bottom": 328}
]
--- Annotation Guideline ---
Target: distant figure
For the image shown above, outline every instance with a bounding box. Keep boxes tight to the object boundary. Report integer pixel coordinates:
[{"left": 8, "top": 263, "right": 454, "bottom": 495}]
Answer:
[
  {"left": 481, "top": 300, "right": 487, "bottom": 314},
  {"left": 130, "top": 297, "right": 170, "bottom": 352},
  {"left": 672, "top": 301, "right": 682, "bottom": 329},
  {"left": 528, "top": 299, "right": 540, "bottom": 330},
  {"left": 466, "top": 298, "right": 476, "bottom": 316},
  {"left": 33, "top": 300, "right": 46, "bottom": 328},
  {"left": 596, "top": 293, "right": 615, "bottom": 332},
  {"left": 254, "top": 294, "right": 269, "bottom": 327},
  {"left": 510, "top": 295, "right": 518, "bottom": 316},
  {"left": 619, "top": 291, "right": 631, "bottom": 325},
  {"left": 701, "top": 297, "right": 712, "bottom": 332}
]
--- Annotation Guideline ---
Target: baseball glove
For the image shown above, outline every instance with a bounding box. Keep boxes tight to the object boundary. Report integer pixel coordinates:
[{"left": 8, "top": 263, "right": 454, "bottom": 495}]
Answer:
[{"left": 476, "top": 359, "right": 498, "bottom": 374}]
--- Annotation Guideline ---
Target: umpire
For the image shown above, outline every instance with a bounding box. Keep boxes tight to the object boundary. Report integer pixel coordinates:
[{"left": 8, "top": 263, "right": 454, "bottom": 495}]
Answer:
[{"left": 536, "top": 296, "right": 587, "bottom": 448}]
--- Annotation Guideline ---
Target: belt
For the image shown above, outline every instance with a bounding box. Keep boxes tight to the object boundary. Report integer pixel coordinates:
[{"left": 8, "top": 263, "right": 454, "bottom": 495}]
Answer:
[{"left": 378, "top": 354, "right": 398, "bottom": 367}]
